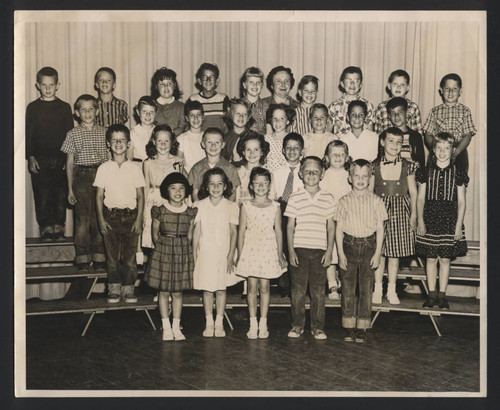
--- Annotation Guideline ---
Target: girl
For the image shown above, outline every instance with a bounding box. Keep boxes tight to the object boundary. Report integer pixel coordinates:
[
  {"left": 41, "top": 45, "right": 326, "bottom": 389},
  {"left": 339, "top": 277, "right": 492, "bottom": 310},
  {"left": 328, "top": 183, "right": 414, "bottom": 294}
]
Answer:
[
  {"left": 240, "top": 67, "right": 267, "bottom": 136},
  {"left": 193, "top": 168, "right": 239, "bottom": 337},
  {"left": 144, "top": 173, "right": 197, "bottom": 341},
  {"left": 222, "top": 99, "right": 255, "bottom": 163},
  {"left": 236, "top": 167, "right": 287, "bottom": 339},
  {"left": 416, "top": 132, "right": 468, "bottom": 310},
  {"left": 235, "top": 133, "right": 270, "bottom": 205},
  {"left": 320, "top": 140, "right": 352, "bottom": 300},
  {"left": 291, "top": 75, "right": 318, "bottom": 136},
  {"left": 372, "top": 127, "right": 418, "bottom": 305},
  {"left": 127, "top": 96, "right": 157, "bottom": 162},
  {"left": 142, "top": 125, "right": 185, "bottom": 249},
  {"left": 303, "top": 103, "right": 336, "bottom": 158},
  {"left": 151, "top": 67, "right": 186, "bottom": 136},
  {"left": 264, "top": 104, "right": 296, "bottom": 173}
]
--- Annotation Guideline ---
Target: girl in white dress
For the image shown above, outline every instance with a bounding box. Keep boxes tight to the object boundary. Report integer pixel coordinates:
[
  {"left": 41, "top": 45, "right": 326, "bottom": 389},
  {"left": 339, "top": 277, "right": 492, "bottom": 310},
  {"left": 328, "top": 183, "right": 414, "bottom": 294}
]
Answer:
[
  {"left": 192, "top": 168, "right": 239, "bottom": 338},
  {"left": 236, "top": 167, "right": 287, "bottom": 339}
]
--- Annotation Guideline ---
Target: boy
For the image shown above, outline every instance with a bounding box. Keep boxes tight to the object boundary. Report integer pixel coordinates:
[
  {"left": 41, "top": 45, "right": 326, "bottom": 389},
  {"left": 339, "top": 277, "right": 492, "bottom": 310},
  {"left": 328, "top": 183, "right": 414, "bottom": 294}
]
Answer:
[
  {"left": 386, "top": 97, "right": 425, "bottom": 168},
  {"left": 187, "top": 63, "right": 230, "bottom": 133},
  {"left": 285, "top": 156, "right": 335, "bottom": 340},
  {"left": 188, "top": 127, "right": 241, "bottom": 202},
  {"left": 94, "top": 124, "right": 145, "bottom": 303},
  {"left": 61, "top": 94, "right": 109, "bottom": 272},
  {"left": 177, "top": 100, "right": 206, "bottom": 173},
  {"left": 374, "top": 69, "right": 423, "bottom": 135},
  {"left": 328, "top": 66, "right": 375, "bottom": 136},
  {"left": 271, "top": 132, "right": 305, "bottom": 297},
  {"left": 334, "top": 159, "right": 388, "bottom": 343},
  {"left": 94, "top": 67, "right": 129, "bottom": 128},
  {"left": 423, "top": 73, "right": 476, "bottom": 172},
  {"left": 26, "top": 66, "right": 74, "bottom": 240},
  {"left": 340, "top": 101, "right": 379, "bottom": 162}
]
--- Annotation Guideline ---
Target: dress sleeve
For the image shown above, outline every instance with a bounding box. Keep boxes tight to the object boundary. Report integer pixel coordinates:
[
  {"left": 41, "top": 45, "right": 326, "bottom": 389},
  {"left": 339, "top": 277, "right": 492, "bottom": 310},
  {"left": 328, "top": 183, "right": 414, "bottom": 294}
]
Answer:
[
  {"left": 405, "top": 159, "right": 419, "bottom": 176},
  {"left": 151, "top": 205, "right": 161, "bottom": 221},
  {"left": 188, "top": 206, "right": 198, "bottom": 221},
  {"left": 455, "top": 168, "right": 470, "bottom": 187}
]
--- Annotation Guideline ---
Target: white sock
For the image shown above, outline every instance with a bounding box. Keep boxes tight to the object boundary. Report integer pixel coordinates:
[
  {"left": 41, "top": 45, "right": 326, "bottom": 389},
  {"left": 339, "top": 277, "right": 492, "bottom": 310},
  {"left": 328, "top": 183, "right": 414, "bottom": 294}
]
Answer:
[
  {"left": 259, "top": 317, "right": 267, "bottom": 328},
  {"left": 162, "top": 318, "right": 171, "bottom": 329},
  {"left": 215, "top": 315, "right": 224, "bottom": 327},
  {"left": 387, "top": 283, "right": 396, "bottom": 294},
  {"left": 250, "top": 316, "right": 258, "bottom": 327},
  {"left": 374, "top": 283, "right": 383, "bottom": 292},
  {"left": 172, "top": 318, "right": 181, "bottom": 329},
  {"left": 206, "top": 315, "right": 214, "bottom": 327},
  {"left": 328, "top": 281, "right": 336, "bottom": 289}
]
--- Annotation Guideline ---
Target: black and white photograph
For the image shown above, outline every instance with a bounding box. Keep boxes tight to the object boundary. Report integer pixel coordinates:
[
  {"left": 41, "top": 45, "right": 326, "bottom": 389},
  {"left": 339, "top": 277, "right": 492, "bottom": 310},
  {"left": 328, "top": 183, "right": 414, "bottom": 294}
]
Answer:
[{"left": 13, "top": 9, "right": 487, "bottom": 398}]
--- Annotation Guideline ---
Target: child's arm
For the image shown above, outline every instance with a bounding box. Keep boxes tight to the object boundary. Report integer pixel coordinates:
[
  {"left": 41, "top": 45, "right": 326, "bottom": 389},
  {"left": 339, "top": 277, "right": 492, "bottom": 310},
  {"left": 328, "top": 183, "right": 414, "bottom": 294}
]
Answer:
[
  {"left": 151, "top": 218, "right": 160, "bottom": 246},
  {"left": 192, "top": 221, "right": 201, "bottom": 264},
  {"left": 407, "top": 174, "right": 418, "bottom": 231},
  {"left": 321, "top": 218, "right": 335, "bottom": 267},
  {"left": 274, "top": 205, "right": 287, "bottom": 268},
  {"left": 95, "top": 187, "right": 111, "bottom": 236},
  {"left": 286, "top": 216, "right": 299, "bottom": 267},
  {"left": 66, "top": 153, "right": 76, "bottom": 205},
  {"left": 143, "top": 160, "right": 151, "bottom": 203},
  {"left": 455, "top": 185, "right": 466, "bottom": 239},
  {"left": 236, "top": 204, "right": 248, "bottom": 265},
  {"left": 227, "top": 223, "right": 238, "bottom": 273},
  {"left": 452, "top": 133, "right": 473, "bottom": 162},
  {"left": 370, "top": 220, "right": 384, "bottom": 269},
  {"left": 132, "top": 187, "right": 144, "bottom": 234},
  {"left": 423, "top": 132, "right": 434, "bottom": 150},
  {"left": 416, "top": 182, "right": 427, "bottom": 236},
  {"left": 228, "top": 191, "right": 236, "bottom": 202},
  {"left": 126, "top": 143, "right": 134, "bottom": 161},
  {"left": 336, "top": 221, "right": 347, "bottom": 270}
]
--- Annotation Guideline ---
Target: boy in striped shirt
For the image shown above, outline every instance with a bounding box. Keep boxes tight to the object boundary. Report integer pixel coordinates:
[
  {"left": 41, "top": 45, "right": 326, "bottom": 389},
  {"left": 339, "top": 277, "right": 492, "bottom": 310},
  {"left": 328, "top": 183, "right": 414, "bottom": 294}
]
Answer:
[
  {"left": 334, "top": 159, "right": 388, "bottom": 343},
  {"left": 285, "top": 156, "right": 335, "bottom": 340}
]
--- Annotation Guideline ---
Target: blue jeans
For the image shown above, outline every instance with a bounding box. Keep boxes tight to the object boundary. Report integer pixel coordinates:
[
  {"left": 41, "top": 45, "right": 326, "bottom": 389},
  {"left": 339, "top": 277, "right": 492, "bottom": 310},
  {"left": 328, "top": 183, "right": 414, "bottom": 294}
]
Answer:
[
  {"left": 102, "top": 207, "right": 139, "bottom": 285},
  {"left": 289, "top": 248, "right": 327, "bottom": 332},
  {"left": 72, "top": 166, "right": 105, "bottom": 264},
  {"left": 339, "top": 233, "right": 376, "bottom": 330}
]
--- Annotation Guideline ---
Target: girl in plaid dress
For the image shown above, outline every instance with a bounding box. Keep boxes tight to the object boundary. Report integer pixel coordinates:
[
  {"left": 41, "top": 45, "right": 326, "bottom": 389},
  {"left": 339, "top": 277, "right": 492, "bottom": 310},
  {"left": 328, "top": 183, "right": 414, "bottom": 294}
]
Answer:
[{"left": 372, "top": 127, "right": 418, "bottom": 305}]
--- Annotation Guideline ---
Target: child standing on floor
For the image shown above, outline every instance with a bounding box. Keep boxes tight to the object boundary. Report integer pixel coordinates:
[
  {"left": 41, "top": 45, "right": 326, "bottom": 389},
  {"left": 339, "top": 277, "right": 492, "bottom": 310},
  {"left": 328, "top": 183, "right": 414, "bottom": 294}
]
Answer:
[
  {"left": 372, "top": 127, "right": 418, "bottom": 305},
  {"left": 144, "top": 173, "right": 197, "bottom": 341},
  {"left": 319, "top": 140, "right": 352, "bottom": 300},
  {"left": 94, "top": 124, "right": 145, "bottom": 303},
  {"left": 151, "top": 67, "right": 186, "bottom": 137},
  {"left": 236, "top": 167, "right": 287, "bottom": 339},
  {"left": 416, "top": 132, "right": 468, "bottom": 309},
  {"left": 334, "top": 159, "right": 388, "bottom": 343},
  {"left": 303, "top": 103, "right": 336, "bottom": 158},
  {"left": 264, "top": 104, "right": 296, "bottom": 173},
  {"left": 240, "top": 67, "right": 267, "bottom": 135},
  {"left": 177, "top": 100, "right": 206, "bottom": 174},
  {"left": 142, "top": 125, "right": 185, "bottom": 249},
  {"left": 193, "top": 168, "right": 239, "bottom": 337},
  {"left": 285, "top": 156, "right": 335, "bottom": 340},
  {"left": 291, "top": 75, "right": 319, "bottom": 136},
  {"left": 26, "top": 66, "right": 74, "bottom": 240},
  {"left": 94, "top": 67, "right": 129, "bottom": 127},
  {"left": 127, "top": 96, "right": 158, "bottom": 163}
]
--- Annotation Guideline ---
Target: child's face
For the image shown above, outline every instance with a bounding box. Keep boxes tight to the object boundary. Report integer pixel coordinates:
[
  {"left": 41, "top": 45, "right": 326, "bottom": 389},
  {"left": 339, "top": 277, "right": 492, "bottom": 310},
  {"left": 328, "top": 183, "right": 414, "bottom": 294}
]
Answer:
[
  {"left": 231, "top": 104, "right": 249, "bottom": 129},
  {"left": 381, "top": 133, "right": 403, "bottom": 158},
  {"left": 272, "top": 71, "right": 292, "bottom": 99},
  {"left": 36, "top": 75, "right": 59, "bottom": 100},
  {"left": 202, "top": 132, "right": 224, "bottom": 157},
  {"left": 300, "top": 160, "right": 323, "bottom": 187},
  {"left": 243, "top": 76, "right": 263, "bottom": 99},
  {"left": 440, "top": 79, "right": 462, "bottom": 105},
  {"left": 137, "top": 104, "right": 156, "bottom": 126},
  {"left": 298, "top": 82, "right": 317, "bottom": 105},
  {"left": 271, "top": 109, "right": 289, "bottom": 133},
  {"left": 198, "top": 70, "right": 218, "bottom": 94},
  {"left": 207, "top": 174, "right": 226, "bottom": 199},
  {"left": 186, "top": 110, "right": 203, "bottom": 130},
  {"left": 341, "top": 73, "right": 362, "bottom": 95},
  {"left": 388, "top": 76, "right": 409, "bottom": 98},
  {"left": 251, "top": 175, "right": 271, "bottom": 197},
  {"left": 168, "top": 183, "right": 186, "bottom": 205},
  {"left": 388, "top": 106, "right": 407, "bottom": 129},
  {"left": 349, "top": 165, "right": 371, "bottom": 191},
  {"left": 347, "top": 106, "right": 366, "bottom": 130},
  {"left": 327, "top": 146, "right": 347, "bottom": 169},
  {"left": 157, "top": 78, "right": 175, "bottom": 99},
  {"left": 76, "top": 100, "right": 98, "bottom": 125},
  {"left": 107, "top": 131, "right": 130, "bottom": 156},
  {"left": 154, "top": 131, "right": 173, "bottom": 155},
  {"left": 434, "top": 141, "right": 453, "bottom": 163},
  {"left": 243, "top": 139, "right": 263, "bottom": 165},
  {"left": 95, "top": 71, "right": 115, "bottom": 95},
  {"left": 283, "top": 140, "right": 303, "bottom": 164},
  {"left": 310, "top": 107, "right": 328, "bottom": 133}
]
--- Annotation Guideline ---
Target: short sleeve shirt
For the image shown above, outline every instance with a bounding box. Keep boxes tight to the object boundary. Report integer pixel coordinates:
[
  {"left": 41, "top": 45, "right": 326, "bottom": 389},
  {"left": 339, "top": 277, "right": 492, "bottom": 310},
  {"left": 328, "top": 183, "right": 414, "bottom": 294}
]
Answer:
[
  {"left": 327, "top": 94, "right": 375, "bottom": 136},
  {"left": 374, "top": 98, "right": 423, "bottom": 135},
  {"left": 188, "top": 157, "right": 241, "bottom": 191},
  {"left": 60, "top": 124, "right": 108, "bottom": 166},
  {"left": 422, "top": 102, "right": 476, "bottom": 142}
]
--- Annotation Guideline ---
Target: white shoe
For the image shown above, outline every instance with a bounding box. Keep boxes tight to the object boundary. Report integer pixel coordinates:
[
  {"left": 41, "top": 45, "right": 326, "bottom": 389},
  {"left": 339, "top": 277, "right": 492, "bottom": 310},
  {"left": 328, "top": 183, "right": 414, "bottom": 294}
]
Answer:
[
  {"left": 203, "top": 325, "right": 214, "bottom": 337},
  {"left": 258, "top": 326, "right": 269, "bottom": 339},
  {"left": 386, "top": 291, "right": 401, "bottom": 305},
  {"left": 172, "top": 327, "right": 186, "bottom": 341},
  {"left": 162, "top": 328, "right": 174, "bottom": 341},
  {"left": 215, "top": 326, "right": 226, "bottom": 337},
  {"left": 247, "top": 326, "right": 258, "bottom": 339},
  {"left": 372, "top": 289, "right": 383, "bottom": 304}
]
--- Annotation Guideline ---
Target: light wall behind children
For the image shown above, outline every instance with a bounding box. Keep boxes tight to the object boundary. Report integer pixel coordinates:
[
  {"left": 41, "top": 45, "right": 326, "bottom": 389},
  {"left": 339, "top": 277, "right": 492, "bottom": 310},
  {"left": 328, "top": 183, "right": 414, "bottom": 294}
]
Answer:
[{"left": 23, "top": 19, "right": 483, "bottom": 240}]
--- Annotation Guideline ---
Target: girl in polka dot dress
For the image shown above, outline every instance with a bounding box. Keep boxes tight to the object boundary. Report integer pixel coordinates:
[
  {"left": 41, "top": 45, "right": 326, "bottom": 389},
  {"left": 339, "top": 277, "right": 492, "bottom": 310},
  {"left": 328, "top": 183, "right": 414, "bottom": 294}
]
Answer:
[{"left": 264, "top": 104, "right": 296, "bottom": 173}]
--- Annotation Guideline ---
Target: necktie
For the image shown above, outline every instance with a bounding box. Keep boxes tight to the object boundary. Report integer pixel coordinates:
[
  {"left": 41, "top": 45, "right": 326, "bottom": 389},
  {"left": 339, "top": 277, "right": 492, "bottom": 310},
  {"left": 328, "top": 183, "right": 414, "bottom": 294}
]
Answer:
[{"left": 282, "top": 167, "right": 296, "bottom": 202}]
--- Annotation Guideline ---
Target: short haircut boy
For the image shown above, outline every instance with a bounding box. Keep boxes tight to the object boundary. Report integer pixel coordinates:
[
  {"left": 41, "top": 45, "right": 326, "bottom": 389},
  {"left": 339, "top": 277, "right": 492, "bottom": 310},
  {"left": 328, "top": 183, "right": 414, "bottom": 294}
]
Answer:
[
  {"left": 349, "top": 158, "right": 373, "bottom": 176},
  {"left": 37, "top": 66, "right": 59, "bottom": 83},
  {"left": 309, "top": 103, "right": 328, "bottom": 119},
  {"left": 386, "top": 97, "right": 408, "bottom": 113},
  {"left": 282, "top": 132, "right": 304, "bottom": 150},
  {"left": 94, "top": 67, "right": 116, "bottom": 84},
  {"left": 203, "top": 127, "right": 224, "bottom": 141},
  {"left": 74, "top": 94, "right": 98, "bottom": 111},
  {"left": 184, "top": 99, "right": 204, "bottom": 116},
  {"left": 195, "top": 62, "right": 220, "bottom": 91},
  {"left": 106, "top": 123, "right": 131, "bottom": 143},
  {"left": 300, "top": 155, "right": 323, "bottom": 171},
  {"left": 296, "top": 75, "right": 319, "bottom": 101},
  {"left": 439, "top": 73, "right": 462, "bottom": 89},
  {"left": 347, "top": 100, "right": 368, "bottom": 117}
]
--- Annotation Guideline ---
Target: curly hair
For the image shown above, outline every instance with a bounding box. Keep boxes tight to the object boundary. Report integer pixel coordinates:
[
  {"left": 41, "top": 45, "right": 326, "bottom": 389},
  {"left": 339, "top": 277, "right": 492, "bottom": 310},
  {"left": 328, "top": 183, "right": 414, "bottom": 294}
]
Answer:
[
  {"left": 265, "top": 66, "right": 295, "bottom": 94},
  {"left": 198, "top": 167, "right": 233, "bottom": 200},
  {"left": 150, "top": 67, "right": 182, "bottom": 100},
  {"left": 236, "top": 132, "right": 270, "bottom": 165},
  {"left": 145, "top": 124, "right": 178, "bottom": 159}
]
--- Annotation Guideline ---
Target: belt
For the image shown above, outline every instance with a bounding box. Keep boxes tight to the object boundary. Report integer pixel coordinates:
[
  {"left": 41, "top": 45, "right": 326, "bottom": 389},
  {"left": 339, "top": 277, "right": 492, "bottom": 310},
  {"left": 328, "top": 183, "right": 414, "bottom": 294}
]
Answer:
[
  {"left": 75, "top": 164, "right": 100, "bottom": 168},
  {"left": 132, "top": 158, "right": 143, "bottom": 163},
  {"left": 344, "top": 233, "right": 376, "bottom": 241},
  {"left": 161, "top": 233, "right": 188, "bottom": 238},
  {"left": 105, "top": 207, "right": 136, "bottom": 214}
]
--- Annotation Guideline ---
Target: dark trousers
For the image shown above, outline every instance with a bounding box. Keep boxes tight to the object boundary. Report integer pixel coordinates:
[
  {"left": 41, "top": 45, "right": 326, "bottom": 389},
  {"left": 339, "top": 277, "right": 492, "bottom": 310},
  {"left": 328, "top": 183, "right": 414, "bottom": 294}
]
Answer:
[
  {"left": 72, "top": 166, "right": 105, "bottom": 264},
  {"left": 30, "top": 155, "right": 67, "bottom": 232},
  {"left": 278, "top": 199, "right": 290, "bottom": 290},
  {"left": 102, "top": 207, "right": 139, "bottom": 285},
  {"left": 339, "top": 233, "right": 376, "bottom": 330},
  {"left": 289, "top": 248, "right": 327, "bottom": 332}
]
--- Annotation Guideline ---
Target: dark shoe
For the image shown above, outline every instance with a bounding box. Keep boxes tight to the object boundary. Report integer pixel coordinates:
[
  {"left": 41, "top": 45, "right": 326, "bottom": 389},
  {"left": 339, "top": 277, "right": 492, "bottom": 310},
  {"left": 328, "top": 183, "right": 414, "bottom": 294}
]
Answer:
[
  {"left": 355, "top": 329, "right": 367, "bottom": 343},
  {"left": 438, "top": 295, "right": 450, "bottom": 309},
  {"left": 423, "top": 295, "right": 438, "bottom": 308},
  {"left": 343, "top": 328, "right": 356, "bottom": 342},
  {"left": 93, "top": 262, "right": 107, "bottom": 272},
  {"left": 77, "top": 262, "right": 91, "bottom": 273},
  {"left": 280, "top": 287, "right": 291, "bottom": 298},
  {"left": 53, "top": 231, "right": 66, "bottom": 241}
]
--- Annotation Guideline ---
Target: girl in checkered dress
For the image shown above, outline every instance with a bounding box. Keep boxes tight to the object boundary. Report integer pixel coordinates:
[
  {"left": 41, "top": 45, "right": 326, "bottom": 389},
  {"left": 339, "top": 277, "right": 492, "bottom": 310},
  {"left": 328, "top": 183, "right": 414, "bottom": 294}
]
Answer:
[{"left": 372, "top": 127, "right": 418, "bottom": 305}]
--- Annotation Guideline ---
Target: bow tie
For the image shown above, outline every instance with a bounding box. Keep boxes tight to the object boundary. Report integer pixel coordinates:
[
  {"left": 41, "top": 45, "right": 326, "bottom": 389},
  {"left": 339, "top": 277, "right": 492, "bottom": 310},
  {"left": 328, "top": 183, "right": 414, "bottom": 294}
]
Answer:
[{"left": 383, "top": 158, "right": 399, "bottom": 165}]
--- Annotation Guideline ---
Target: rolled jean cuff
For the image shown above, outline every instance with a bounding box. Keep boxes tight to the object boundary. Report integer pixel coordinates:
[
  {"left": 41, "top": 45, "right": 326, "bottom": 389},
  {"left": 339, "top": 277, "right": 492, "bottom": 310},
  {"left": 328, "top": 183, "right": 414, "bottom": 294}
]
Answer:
[
  {"left": 356, "top": 318, "right": 372, "bottom": 330},
  {"left": 91, "top": 253, "right": 106, "bottom": 262},
  {"left": 342, "top": 316, "right": 357, "bottom": 328},
  {"left": 75, "top": 255, "right": 91, "bottom": 264}
]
